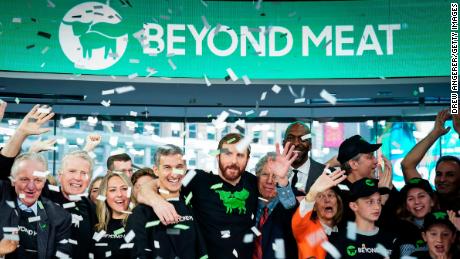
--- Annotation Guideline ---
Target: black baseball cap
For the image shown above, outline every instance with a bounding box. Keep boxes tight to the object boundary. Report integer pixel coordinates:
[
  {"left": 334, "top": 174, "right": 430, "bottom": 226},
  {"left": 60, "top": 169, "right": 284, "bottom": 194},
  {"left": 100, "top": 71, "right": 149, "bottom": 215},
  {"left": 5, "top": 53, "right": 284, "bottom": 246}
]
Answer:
[
  {"left": 423, "top": 211, "right": 456, "bottom": 232},
  {"left": 349, "top": 178, "right": 390, "bottom": 201},
  {"left": 400, "top": 178, "right": 434, "bottom": 200},
  {"left": 337, "top": 135, "right": 382, "bottom": 164}
]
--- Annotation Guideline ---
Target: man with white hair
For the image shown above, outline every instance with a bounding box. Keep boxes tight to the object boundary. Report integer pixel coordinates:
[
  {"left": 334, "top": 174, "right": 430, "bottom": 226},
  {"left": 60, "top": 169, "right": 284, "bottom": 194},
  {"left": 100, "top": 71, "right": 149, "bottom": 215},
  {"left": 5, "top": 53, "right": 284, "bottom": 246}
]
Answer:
[
  {"left": 0, "top": 105, "right": 97, "bottom": 259},
  {"left": 0, "top": 152, "right": 71, "bottom": 258}
]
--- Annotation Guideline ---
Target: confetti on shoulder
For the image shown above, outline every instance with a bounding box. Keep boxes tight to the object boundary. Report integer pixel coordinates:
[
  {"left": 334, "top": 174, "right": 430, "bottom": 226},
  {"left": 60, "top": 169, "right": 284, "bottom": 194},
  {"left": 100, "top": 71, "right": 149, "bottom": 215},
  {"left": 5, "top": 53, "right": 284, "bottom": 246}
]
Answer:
[
  {"left": 113, "top": 227, "right": 125, "bottom": 235},
  {"left": 174, "top": 224, "right": 190, "bottom": 230},
  {"left": 210, "top": 183, "right": 223, "bottom": 190},
  {"left": 145, "top": 220, "right": 160, "bottom": 228}
]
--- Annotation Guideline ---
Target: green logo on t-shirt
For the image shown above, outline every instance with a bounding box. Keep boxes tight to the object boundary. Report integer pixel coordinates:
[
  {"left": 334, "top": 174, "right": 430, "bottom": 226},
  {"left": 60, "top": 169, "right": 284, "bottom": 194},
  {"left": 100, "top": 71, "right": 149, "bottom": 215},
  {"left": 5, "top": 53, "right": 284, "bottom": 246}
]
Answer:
[
  {"left": 347, "top": 245, "right": 357, "bottom": 256},
  {"left": 215, "top": 188, "right": 249, "bottom": 214}
]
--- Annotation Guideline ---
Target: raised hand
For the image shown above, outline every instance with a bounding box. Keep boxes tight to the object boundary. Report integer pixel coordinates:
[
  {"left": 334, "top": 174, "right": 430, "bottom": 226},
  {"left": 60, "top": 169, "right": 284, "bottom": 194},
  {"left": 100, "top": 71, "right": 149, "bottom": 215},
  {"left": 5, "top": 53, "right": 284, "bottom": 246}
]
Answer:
[
  {"left": 378, "top": 155, "right": 393, "bottom": 189},
  {"left": 452, "top": 113, "right": 460, "bottom": 135},
  {"left": 266, "top": 142, "right": 298, "bottom": 187},
  {"left": 83, "top": 134, "right": 102, "bottom": 152},
  {"left": 432, "top": 109, "right": 451, "bottom": 137},
  {"left": 447, "top": 210, "right": 460, "bottom": 231},
  {"left": 0, "top": 100, "right": 7, "bottom": 122},
  {"left": 17, "top": 104, "right": 54, "bottom": 137},
  {"left": 29, "top": 138, "right": 57, "bottom": 153},
  {"left": 306, "top": 166, "right": 346, "bottom": 202}
]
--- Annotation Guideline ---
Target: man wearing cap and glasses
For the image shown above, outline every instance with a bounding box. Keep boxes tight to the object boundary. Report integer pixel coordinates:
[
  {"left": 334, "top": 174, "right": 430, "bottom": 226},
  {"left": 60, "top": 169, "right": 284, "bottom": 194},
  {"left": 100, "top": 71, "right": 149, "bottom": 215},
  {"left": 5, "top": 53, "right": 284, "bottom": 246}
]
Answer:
[
  {"left": 336, "top": 135, "right": 397, "bottom": 226},
  {"left": 283, "top": 121, "right": 325, "bottom": 197},
  {"left": 327, "top": 178, "right": 397, "bottom": 259}
]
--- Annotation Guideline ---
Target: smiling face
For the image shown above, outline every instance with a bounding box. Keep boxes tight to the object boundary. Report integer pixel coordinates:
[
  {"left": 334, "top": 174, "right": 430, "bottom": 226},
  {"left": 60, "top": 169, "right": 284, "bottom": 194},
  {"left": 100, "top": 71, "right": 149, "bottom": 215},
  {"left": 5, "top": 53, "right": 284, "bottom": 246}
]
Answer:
[
  {"left": 218, "top": 143, "right": 249, "bottom": 185},
  {"left": 406, "top": 188, "right": 434, "bottom": 219},
  {"left": 58, "top": 156, "right": 91, "bottom": 197},
  {"left": 315, "top": 189, "right": 339, "bottom": 222},
  {"left": 349, "top": 153, "right": 378, "bottom": 179},
  {"left": 257, "top": 164, "right": 277, "bottom": 201},
  {"left": 106, "top": 175, "right": 130, "bottom": 218},
  {"left": 422, "top": 224, "right": 456, "bottom": 258},
  {"left": 13, "top": 159, "right": 46, "bottom": 207},
  {"left": 283, "top": 123, "right": 311, "bottom": 168},
  {"left": 154, "top": 154, "right": 186, "bottom": 196},
  {"left": 435, "top": 160, "right": 460, "bottom": 195},
  {"left": 89, "top": 179, "right": 102, "bottom": 203}
]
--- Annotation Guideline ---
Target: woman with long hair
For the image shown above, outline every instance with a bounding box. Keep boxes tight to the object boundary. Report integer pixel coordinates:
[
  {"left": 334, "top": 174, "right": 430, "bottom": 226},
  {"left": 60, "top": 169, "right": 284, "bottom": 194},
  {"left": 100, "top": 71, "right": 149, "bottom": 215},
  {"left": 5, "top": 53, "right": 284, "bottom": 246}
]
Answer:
[
  {"left": 92, "top": 172, "right": 135, "bottom": 259},
  {"left": 292, "top": 167, "right": 346, "bottom": 259},
  {"left": 394, "top": 177, "right": 439, "bottom": 257}
]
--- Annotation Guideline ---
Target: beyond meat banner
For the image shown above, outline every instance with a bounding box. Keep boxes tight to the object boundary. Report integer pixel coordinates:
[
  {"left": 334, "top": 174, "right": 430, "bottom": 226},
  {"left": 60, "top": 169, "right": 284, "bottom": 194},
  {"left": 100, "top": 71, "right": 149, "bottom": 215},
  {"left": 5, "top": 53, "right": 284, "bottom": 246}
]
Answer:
[{"left": 0, "top": 0, "right": 451, "bottom": 79}]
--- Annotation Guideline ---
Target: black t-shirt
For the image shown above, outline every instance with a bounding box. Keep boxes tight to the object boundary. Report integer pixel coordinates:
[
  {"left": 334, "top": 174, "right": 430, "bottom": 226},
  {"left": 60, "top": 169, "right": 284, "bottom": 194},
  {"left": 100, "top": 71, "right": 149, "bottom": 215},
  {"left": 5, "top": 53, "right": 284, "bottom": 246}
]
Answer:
[
  {"left": 17, "top": 210, "right": 38, "bottom": 259},
  {"left": 92, "top": 219, "right": 131, "bottom": 259},
  {"left": 127, "top": 199, "right": 208, "bottom": 259},
  {"left": 182, "top": 169, "right": 258, "bottom": 259},
  {"left": 41, "top": 185, "right": 96, "bottom": 259},
  {"left": 327, "top": 227, "right": 398, "bottom": 259}
]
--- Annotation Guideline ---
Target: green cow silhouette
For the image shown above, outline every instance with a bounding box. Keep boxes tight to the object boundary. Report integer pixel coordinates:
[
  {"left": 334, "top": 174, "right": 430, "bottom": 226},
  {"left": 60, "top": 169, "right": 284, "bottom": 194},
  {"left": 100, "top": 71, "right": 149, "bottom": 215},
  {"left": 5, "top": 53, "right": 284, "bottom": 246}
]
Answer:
[
  {"left": 215, "top": 188, "right": 249, "bottom": 214},
  {"left": 62, "top": 20, "right": 126, "bottom": 59}
]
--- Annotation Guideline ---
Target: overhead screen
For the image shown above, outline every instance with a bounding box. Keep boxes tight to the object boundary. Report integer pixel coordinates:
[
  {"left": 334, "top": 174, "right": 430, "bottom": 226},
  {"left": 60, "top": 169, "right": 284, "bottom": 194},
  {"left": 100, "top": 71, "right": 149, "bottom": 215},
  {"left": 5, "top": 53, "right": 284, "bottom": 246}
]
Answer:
[{"left": 0, "top": 0, "right": 450, "bottom": 79}]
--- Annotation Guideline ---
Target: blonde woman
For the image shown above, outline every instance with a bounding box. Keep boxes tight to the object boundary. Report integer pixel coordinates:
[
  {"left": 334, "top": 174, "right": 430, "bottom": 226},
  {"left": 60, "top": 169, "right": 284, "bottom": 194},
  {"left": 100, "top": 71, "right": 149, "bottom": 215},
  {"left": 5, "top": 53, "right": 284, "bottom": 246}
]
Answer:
[{"left": 92, "top": 172, "right": 135, "bottom": 259}]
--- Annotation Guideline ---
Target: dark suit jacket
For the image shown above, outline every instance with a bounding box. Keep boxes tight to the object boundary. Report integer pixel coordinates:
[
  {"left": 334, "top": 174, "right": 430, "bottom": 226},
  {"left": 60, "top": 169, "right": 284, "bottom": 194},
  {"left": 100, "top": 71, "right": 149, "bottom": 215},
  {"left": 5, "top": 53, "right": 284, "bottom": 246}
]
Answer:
[
  {"left": 260, "top": 202, "right": 298, "bottom": 259},
  {"left": 0, "top": 180, "right": 72, "bottom": 259},
  {"left": 303, "top": 158, "right": 326, "bottom": 193}
]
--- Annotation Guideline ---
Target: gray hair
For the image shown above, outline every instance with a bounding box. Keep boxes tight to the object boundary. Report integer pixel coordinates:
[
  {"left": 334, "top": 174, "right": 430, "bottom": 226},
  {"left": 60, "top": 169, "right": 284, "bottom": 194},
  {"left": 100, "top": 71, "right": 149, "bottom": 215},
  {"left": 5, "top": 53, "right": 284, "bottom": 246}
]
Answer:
[
  {"left": 255, "top": 152, "right": 277, "bottom": 177},
  {"left": 340, "top": 153, "right": 363, "bottom": 174},
  {"left": 11, "top": 152, "right": 48, "bottom": 178},
  {"left": 59, "top": 150, "right": 94, "bottom": 176},
  {"left": 154, "top": 144, "right": 183, "bottom": 166}
]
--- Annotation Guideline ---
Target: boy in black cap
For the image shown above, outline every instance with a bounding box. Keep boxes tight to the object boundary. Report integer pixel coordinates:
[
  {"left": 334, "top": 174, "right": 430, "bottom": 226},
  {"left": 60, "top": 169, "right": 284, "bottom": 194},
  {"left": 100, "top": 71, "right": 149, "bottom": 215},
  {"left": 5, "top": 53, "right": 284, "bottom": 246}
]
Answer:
[
  {"left": 411, "top": 211, "right": 459, "bottom": 259},
  {"left": 327, "top": 178, "right": 397, "bottom": 259}
]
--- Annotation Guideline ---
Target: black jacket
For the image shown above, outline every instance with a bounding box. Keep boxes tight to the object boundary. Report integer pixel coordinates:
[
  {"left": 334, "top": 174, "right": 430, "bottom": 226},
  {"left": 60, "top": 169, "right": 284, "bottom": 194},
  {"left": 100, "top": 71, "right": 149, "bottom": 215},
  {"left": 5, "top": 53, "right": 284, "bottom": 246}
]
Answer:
[{"left": 0, "top": 180, "right": 72, "bottom": 259}]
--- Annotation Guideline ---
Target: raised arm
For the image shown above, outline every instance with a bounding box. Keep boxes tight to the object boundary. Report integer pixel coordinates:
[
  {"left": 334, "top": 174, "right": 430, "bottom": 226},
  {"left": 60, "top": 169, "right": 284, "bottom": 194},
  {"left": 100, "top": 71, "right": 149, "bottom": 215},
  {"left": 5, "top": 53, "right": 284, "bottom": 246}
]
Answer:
[
  {"left": 401, "top": 109, "right": 450, "bottom": 182},
  {"left": 453, "top": 113, "right": 460, "bottom": 136},
  {"left": 83, "top": 134, "right": 102, "bottom": 152}
]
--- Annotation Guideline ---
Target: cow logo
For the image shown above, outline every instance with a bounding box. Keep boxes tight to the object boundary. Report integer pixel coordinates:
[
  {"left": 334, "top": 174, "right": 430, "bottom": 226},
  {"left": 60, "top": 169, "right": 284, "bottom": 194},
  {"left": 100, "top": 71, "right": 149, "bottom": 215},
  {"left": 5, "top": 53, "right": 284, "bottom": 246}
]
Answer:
[
  {"left": 215, "top": 188, "right": 250, "bottom": 214},
  {"left": 59, "top": 2, "right": 128, "bottom": 70},
  {"left": 346, "top": 245, "right": 357, "bottom": 256}
]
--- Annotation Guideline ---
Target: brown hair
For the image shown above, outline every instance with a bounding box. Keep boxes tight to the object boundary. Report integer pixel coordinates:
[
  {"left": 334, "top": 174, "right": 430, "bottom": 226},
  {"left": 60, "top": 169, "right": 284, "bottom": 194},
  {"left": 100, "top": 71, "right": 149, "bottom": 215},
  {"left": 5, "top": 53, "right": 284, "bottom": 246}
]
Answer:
[
  {"left": 107, "top": 153, "right": 132, "bottom": 170},
  {"left": 310, "top": 188, "right": 343, "bottom": 226},
  {"left": 396, "top": 189, "right": 440, "bottom": 221},
  {"left": 131, "top": 167, "right": 156, "bottom": 186},
  {"left": 218, "top": 133, "right": 251, "bottom": 157}
]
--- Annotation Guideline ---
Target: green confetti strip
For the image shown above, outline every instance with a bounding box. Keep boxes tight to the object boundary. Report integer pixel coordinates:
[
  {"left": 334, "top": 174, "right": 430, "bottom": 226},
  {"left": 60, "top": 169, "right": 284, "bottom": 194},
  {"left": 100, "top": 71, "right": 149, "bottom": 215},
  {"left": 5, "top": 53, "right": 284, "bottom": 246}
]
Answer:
[
  {"left": 113, "top": 227, "right": 125, "bottom": 235},
  {"left": 199, "top": 255, "right": 209, "bottom": 259},
  {"left": 174, "top": 224, "right": 190, "bottom": 230},
  {"left": 145, "top": 220, "right": 160, "bottom": 228},
  {"left": 210, "top": 183, "right": 223, "bottom": 190},
  {"left": 227, "top": 137, "right": 236, "bottom": 144},
  {"left": 185, "top": 192, "right": 193, "bottom": 205},
  {"left": 208, "top": 149, "right": 221, "bottom": 156},
  {"left": 37, "top": 201, "right": 44, "bottom": 210}
]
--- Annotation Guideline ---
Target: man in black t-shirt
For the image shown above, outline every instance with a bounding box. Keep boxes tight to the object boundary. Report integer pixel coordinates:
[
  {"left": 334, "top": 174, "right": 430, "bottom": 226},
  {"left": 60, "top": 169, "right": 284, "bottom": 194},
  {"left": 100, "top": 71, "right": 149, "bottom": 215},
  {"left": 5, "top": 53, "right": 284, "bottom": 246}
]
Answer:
[
  {"left": 139, "top": 133, "right": 297, "bottom": 259},
  {"left": 128, "top": 144, "right": 207, "bottom": 259},
  {"left": 327, "top": 178, "right": 397, "bottom": 259}
]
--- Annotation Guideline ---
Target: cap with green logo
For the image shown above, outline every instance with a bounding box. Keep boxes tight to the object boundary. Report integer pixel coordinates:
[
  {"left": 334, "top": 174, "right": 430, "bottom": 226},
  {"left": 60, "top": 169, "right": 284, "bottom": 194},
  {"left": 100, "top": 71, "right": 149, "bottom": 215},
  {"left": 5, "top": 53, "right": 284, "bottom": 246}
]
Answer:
[
  {"left": 349, "top": 178, "right": 389, "bottom": 201},
  {"left": 423, "top": 210, "right": 456, "bottom": 232}
]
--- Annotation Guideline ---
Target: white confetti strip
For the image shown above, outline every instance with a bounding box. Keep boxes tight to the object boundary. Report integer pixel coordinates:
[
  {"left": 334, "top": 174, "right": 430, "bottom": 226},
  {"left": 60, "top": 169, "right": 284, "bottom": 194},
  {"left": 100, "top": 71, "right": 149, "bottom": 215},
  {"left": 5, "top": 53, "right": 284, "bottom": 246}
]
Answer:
[
  {"left": 60, "top": 117, "right": 76, "bottom": 128},
  {"left": 260, "top": 91, "right": 267, "bottom": 101},
  {"left": 68, "top": 195, "right": 82, "bottom": 201},
  {"left": 63, "top": 202, "right": 76, "bottom": 209},
  {"left": 258, "top": 197, "right": 268, "bottom": 202},
  {"left": 294, "top": 98, "right": 305, "bottom": 104},
  {"left": 48, "top": 184, "right": 60, "bottom": 192},
  {"left": 243, "top": 233, "right": 254, "bottom": 243},
  {"left": 259, "top": 110, "right": 268, "bottom": 117},
  {"left": 28, "top": 216, "right": 41, "bottom": 223},
  {"left": 47, "top": 0, "right": 56, "bottom": 8},
  {"left": 245, "top": 110, "right": 255, "bottom": 116},
  {"left": 159, "top": 189, "right": 170, "bottom": 195},
  {"left": 124, "top": 230, "right": 135, "bottom": 243},
  {"left": 3, "top": 227, "right": 18, "bottom": 233},
  {"left": 321, "top": 241, "right": 341, "bottom": 259},
  {"left": 288, "top": 85, "right": 299, "bottom": 98},
  {"left": 236, "top": 136, "right": 251, "bottom": 153},
  {"left": 271, "top": 84, "right": 281, "bottom": 94},
  {"left": 3, "top": 234, "right": 19, "bottom": 241},
  {"left": 19, "top": 193, "right": 25, "bottom": 199},
  {"left": 226, "top": 68, "right": 238, "bottom": 81},
  {"left": 127, "top": 187, "right": 132, "bottom": 198},
  {"left": 101, "top": 100, "right": 111, "bottom": 107},
  {"left": 168, "top": 59, "right": 177, "bottom": 70},
  {"left": 115, "top": 85, "right": 135, "bottom": 94},
  {"left": 337, "top": 184, "right": 349, "bottom": 191},
  {"left": 242, "top": 75, "right": 251, "bottom": 85},
  {"left": 251, "top": 226, "right": 261, "bottom": 237},
  {"left": 233, "top": 249, "right": 238, "bottom": 258},
  {"left": 102, "top": 89, "right": 115, "bottom": 95},
  {"left": 105, "top": 251, "right": 111, "bottom": 257},
  {"left": 129, "top": 59, "right": 140, "bottom": 64},
  {"left": 418, "top": 86, "right": 425, "bottom": 93},
  {"left": 301, "top": 134, "right": 311, "bottom": 140},
  {"left": 6, "top": 201, "right": 15, "bottom": 208},
  {"left": 55, "top": 251, "right": 70, "bottom": 259},
  {"left": 129, "top": 111, "right": 137, "bottom": 117},
  {"left": 33, "top": 170, "right": 49, "bottom": 178},
  {"left": 204, "top": 74, "right": 212, "bottom": 86},
  {"left": 273, "top": 239, "right": 285, "bottom": 259},
  {"left": 375, "top": 243, "right": 389, "bottom": 257},
  {"left": 346, "top": 221, "right": 357, "bottom": 240},
  {"left": 120, "top": 243, "right": 134, "bottom": 249},
  {"left": 37, "top": 107, "right": 52, "bottom": 114},
  {"left": 320, "top": 89, "right": 337, "bottom": 105},
  {"left": 128, "top": 73, "right": 138, "bottom": 79},
  {"left": 93, "top": 230, "right": 106, "bottom": 242},
  {"left": 229, "top": 109, "right": 242, "bottom": 115},
  {"left": 12, "top": 18, "right": 21, "bottom": 23},
  {"left": 87, "top": 116, "right": 98, "bottom": 126},
  {"left": 15, "top": 97, "right": 20, "bottom": 104},
  {"left": 68, "top": 239, "right": 77, "bottom": 245},
  {"left": 182, "top": 170, "right": 197, "bottom": 187},
  {"left": 221, "top": 230, "right": 231, "bottom": 238},
  {"left": 172, "top": 168, "right": 185, "bottom": 175},
  {"left": 154, "top": 240, "right": 160, "bottom": 248}
]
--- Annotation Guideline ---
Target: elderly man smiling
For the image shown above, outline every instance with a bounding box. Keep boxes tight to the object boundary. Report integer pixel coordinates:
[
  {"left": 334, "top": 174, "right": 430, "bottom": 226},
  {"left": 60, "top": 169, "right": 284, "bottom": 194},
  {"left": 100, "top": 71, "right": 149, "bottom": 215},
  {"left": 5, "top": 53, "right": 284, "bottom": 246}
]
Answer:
[{"left": 0, "top": 152, "right": 71, "bottom": 258}]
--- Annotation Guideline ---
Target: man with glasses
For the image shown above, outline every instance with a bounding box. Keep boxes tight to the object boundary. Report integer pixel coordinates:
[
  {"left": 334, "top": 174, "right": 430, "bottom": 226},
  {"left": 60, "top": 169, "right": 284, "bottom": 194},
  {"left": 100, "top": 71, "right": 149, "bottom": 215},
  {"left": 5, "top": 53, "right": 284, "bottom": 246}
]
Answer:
[
  {"left": 283, "top": 121, "right": 325, "bottom": 196},
  {"left": 107, "top": 153, "right": 134, "bottom": 178}
]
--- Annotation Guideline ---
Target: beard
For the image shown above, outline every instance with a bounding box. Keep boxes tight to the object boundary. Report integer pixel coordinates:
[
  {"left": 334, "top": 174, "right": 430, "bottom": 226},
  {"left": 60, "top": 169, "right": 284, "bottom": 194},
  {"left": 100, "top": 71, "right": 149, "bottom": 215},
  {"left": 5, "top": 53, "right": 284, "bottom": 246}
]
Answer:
[{"left": 219, "top": 163, "right": 245, "bottom": 182}]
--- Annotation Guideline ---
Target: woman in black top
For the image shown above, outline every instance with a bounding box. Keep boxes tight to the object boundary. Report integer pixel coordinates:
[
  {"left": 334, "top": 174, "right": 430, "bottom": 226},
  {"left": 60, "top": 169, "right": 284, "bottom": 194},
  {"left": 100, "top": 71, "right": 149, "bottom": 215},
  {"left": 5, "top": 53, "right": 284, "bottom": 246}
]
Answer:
[
  {"left": 394, "top": 178, "right": 439, "bottom": 257},
  {"left": 92, "top": 172, "right": 135, "bottom": 259}
]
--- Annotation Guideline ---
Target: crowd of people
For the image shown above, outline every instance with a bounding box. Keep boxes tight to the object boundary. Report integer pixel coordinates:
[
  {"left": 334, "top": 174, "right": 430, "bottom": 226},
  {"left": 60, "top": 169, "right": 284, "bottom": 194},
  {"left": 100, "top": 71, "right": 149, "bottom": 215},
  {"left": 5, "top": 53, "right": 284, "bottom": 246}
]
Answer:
[{"left": 0, "top": 103, "right": 459, "bottom": 259}]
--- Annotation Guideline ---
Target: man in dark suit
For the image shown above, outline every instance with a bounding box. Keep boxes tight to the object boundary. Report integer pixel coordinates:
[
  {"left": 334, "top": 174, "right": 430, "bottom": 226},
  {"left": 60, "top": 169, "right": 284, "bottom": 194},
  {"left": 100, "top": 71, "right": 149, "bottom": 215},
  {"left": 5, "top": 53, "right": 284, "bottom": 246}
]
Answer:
[
  {"left": 252, "top": 152, "right": 298, "bottom": 259},
  {"left": 283, "top": 121, "right": 325, "bottom": 196},
  {"left": 0, "top": 152, "right": 71, "bottom": 259}
]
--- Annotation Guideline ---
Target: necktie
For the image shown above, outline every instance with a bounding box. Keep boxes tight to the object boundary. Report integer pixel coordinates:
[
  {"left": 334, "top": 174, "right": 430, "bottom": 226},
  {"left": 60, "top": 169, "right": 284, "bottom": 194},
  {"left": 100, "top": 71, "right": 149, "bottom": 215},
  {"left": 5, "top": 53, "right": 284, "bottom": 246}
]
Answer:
[
  {"left": 252, "top": 207, "right": 269, "bottom": 259},
  {"left": 291, "top": 169, "right": 299, "bottom": 188}
]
